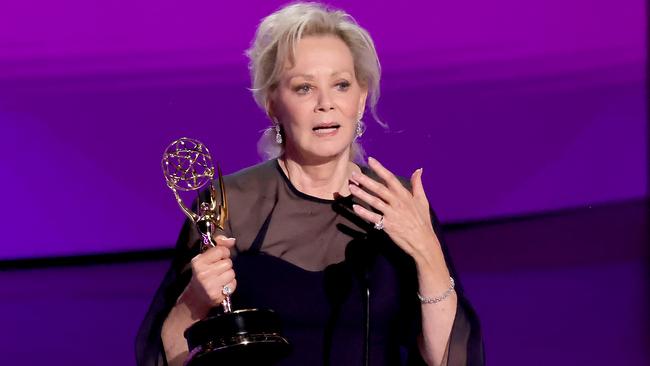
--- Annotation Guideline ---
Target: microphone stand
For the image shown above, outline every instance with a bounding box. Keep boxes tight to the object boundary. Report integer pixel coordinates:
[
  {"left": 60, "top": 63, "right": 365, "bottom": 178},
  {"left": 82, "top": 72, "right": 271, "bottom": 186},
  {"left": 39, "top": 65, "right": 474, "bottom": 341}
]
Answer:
[{"left": 363, "top": 283, "right": 370, "bottom": 366}]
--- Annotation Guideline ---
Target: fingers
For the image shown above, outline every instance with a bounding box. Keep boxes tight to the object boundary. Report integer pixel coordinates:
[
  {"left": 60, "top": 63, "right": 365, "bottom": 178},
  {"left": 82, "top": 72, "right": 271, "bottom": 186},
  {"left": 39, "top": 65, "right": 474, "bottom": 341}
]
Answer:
[
  {"left": 198, "top": 257, "right": 233, "bottom": 278},
  {"left": 351, "top": 157, "right": 414, "bottom": 205},
  {"left": 192, "top": 254, "right": 233, "bottom": 282},
  {"left": 349, "top": 184, "right": 388, "bottom": 212},
  {"left": 410, "top": 168, "right": 428, "bottom": 208},
  {"left": 195, "top": 265, "right": 234, "bottom": 290},
  {"left": 190, "top": 243, "right": 235, "bottom": 292},
  {"left": 350, "top": 171, "right": 393, "bottom": 205},
  {"left": 224, "top": 279, "right": 238, "bottom": 294},
  {"left": 352, "top": 204, "right": 383, "bottom": 227},
  {"left": 213, "top": 268, "right": 236, "bottom": 288},
  {"left": 200, "top": 269, "right": 236, "bottom": 307},
  {"left": 189, "top": 243, "right": 238, "bottom": 308},
  {"left": 367, "top": 157, "right": 407, "bottom": 194},
  {"left": 192, "top": 244, "right": 230, "bottom": 266},
  {"left": 350, "top": 160, "right": 434, "bottom": 246},
  {"left": 215, "top": 235, "right": 237, "bottom": 248}
]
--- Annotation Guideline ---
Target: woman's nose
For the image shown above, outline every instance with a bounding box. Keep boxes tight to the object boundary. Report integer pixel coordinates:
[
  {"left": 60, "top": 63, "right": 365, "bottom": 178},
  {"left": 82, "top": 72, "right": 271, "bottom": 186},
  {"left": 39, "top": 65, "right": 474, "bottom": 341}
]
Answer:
[{"left": 315, "top": 90, "right": 335, "bottom": 112}]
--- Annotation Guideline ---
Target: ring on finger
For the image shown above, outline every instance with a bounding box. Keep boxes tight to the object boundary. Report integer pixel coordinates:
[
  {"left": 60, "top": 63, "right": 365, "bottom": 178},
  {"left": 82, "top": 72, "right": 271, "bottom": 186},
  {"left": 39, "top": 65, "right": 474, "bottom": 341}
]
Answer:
[
  {"left": 374, "top": 215, "right": 385, "bottom": 230},
  {"left": 222, "top": 285, "right": 232, "bottom": 296}
]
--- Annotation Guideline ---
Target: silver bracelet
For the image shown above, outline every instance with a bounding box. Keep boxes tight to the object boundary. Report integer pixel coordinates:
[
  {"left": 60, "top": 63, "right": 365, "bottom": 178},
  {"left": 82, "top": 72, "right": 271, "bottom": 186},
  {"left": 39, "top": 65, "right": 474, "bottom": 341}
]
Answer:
[{"left": 417, "top": 276, "right": 455, "bottom": 304}]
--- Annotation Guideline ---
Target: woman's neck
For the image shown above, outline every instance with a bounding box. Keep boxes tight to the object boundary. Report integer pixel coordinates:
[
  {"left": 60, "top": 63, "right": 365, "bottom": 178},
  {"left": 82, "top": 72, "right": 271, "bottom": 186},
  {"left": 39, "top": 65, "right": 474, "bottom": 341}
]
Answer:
[{"left": 279, "top": 153, "right": 361, "bottom": 200}]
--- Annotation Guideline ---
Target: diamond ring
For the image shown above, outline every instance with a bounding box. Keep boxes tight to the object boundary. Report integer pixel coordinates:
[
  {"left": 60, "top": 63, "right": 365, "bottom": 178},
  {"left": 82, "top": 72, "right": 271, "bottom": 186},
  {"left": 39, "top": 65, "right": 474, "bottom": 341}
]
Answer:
[
  {"left": 222, "top": 285, "right": 232, "bottom": 296},
  {"left": 374, "top": 215, "right": 385, "bottom": 230}
]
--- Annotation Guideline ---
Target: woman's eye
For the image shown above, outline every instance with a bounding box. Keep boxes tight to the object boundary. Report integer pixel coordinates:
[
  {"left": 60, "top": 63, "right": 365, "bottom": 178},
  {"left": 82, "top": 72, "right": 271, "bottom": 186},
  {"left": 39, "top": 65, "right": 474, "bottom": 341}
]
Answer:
[
  {"left": 294, "top": 84, "right": 312, "bottom": 94},
  {"left": 336, "top": 81, "right": 351, "bottom": 91}
]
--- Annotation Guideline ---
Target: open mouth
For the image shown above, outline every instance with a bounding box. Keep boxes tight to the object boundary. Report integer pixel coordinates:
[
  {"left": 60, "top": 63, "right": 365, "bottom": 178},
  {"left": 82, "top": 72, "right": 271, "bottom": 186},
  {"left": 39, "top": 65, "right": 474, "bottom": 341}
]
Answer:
[{"left": 313, "top": 124, "right": 340, "bottom": 135}]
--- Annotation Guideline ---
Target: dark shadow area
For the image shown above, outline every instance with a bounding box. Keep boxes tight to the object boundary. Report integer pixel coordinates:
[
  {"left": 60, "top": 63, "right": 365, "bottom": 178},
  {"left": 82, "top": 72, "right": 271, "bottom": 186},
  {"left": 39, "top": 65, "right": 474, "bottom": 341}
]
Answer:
[{"left": 0, "top": 199, "right": 647, "bottom": 365}]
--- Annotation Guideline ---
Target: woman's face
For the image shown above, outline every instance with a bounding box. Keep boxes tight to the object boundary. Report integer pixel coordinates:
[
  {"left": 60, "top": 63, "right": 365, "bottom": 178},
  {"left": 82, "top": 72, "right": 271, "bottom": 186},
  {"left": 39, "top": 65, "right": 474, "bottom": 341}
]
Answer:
[{"left": 270, "top": 35, "right": 368, "bottom": 162}]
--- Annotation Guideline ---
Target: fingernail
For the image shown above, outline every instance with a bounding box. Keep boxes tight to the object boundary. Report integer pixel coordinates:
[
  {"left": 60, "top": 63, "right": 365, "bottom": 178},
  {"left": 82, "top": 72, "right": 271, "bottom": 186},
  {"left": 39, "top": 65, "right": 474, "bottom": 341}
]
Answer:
[{"left": 227, "top": 237, "right": 236, "bottom": 241}]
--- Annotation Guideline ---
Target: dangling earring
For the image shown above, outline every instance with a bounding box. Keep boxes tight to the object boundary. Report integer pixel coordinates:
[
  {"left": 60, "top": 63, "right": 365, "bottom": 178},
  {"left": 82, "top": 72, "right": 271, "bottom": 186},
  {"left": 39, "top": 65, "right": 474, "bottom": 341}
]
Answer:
[
  {"left": 355, "top": 120, "right": 366, "bottom": 138},
  {"left": 273, "top": 118, "right": 283, "bottom": 144},
  {"left": 275, "top": 125, "right": 283, "bottom": 144}
]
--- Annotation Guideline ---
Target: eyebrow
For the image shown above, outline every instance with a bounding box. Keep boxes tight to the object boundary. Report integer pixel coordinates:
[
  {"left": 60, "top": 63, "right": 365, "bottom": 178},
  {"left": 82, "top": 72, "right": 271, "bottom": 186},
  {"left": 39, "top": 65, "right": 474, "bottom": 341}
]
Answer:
[{"left": 287, "top": 71, "right": 352, "bottom": 81}]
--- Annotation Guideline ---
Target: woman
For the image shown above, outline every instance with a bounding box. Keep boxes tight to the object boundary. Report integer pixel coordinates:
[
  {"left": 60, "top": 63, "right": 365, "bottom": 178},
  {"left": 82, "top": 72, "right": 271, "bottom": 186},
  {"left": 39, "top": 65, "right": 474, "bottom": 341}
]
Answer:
[{"left": 136, "top": 3, "right": 484, "bottom": 365}]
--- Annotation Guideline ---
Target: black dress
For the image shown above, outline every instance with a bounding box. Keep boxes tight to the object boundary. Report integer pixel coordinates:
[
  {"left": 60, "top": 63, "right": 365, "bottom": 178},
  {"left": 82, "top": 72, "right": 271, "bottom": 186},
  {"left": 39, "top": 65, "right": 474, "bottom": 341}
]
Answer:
[{"left": 135, "top": 159, "right": 484, "bottom": 366}]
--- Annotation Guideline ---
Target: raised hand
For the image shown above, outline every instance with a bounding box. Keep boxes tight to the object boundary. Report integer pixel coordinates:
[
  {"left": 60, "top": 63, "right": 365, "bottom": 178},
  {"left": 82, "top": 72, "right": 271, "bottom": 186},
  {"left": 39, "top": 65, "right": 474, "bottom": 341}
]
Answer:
[{"left": 349, "top": 157, "right": 440, "bottom": 262}]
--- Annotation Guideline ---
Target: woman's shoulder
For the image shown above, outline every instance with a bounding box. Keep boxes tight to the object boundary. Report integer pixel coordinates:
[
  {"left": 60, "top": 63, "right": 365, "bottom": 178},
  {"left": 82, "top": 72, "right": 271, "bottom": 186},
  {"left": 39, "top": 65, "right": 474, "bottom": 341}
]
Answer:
[
  {"left": 224, "top": 159, "right": 277, "bottom": 184},
  {"left": 219, "top": 159, "right": 280, "bottom": 200}
]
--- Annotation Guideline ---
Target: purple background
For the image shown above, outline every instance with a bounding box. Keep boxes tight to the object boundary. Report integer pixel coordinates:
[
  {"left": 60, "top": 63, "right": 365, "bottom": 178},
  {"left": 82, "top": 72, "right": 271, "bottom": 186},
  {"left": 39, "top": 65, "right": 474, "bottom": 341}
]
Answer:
[
  {"left": 0, "top": 2, "right": 647, "bottom": 365},
  {"left": 0, "top": 1, "right": 646, "bottom": 259}
]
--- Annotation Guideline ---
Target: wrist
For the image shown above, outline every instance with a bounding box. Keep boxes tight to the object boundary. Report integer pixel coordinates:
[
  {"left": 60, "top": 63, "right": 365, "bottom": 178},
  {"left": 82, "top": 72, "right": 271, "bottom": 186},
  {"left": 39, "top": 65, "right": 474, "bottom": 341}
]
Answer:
[
  {"left": 411, "top": 237, "right": 445, "bottom": 272},
  {"left": 178, "top": 286, "right": 211, "bottom": 321},
  {"left": 417, "top": 276, "right": 455, "bottom": 304},
  {"left": 412, "top": 241, "right": 451, "bottom": 290}
]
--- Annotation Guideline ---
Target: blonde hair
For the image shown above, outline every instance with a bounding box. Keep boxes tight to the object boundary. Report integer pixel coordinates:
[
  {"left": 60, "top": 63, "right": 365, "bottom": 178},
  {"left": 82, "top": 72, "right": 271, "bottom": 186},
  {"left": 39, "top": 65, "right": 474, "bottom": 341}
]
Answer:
[{"left": 245, "top": 2, "right": 384, "bottom": 161}]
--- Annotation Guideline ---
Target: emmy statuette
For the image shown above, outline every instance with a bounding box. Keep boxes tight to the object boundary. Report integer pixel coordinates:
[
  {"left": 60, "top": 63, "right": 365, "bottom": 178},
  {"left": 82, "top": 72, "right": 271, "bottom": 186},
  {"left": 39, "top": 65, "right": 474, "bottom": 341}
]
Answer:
[{"left": 162, "top": 137, "right": 290, "bottom": 365}]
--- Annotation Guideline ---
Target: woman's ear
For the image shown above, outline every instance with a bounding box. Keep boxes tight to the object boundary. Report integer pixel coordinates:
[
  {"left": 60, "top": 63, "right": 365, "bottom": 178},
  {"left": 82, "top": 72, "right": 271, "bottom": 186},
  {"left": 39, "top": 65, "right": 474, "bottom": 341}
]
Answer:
[
  {"left": 265, "top": 99, "right": 274, "bottom": 119},
  {"left": 265, "top": 95, "right": 277, "bottom": 120},
  {"left": 358, "top": 88, "right": 368, "bottom": 117}
]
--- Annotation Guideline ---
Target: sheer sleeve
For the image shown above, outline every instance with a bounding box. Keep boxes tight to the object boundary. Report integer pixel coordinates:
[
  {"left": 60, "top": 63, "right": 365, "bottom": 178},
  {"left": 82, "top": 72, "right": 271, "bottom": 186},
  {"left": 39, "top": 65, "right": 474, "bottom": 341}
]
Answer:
[
  {"left": 134, "top": 163, "right": 271, "bottom": 366},
  {"left": 401, "top": 208, "right": 485, "bottom": 366},
  {"left": 432, "top": 207, "right": 484, "bottom": 366},
  {"left": 134, "top": 184, "right": 233, "bottom": 366},
  {"left": 134, "top": 216, "right": 200, "bottom": 366},
  {"left": 135, "top": 162, "right": 485, "bottom": 366}
]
